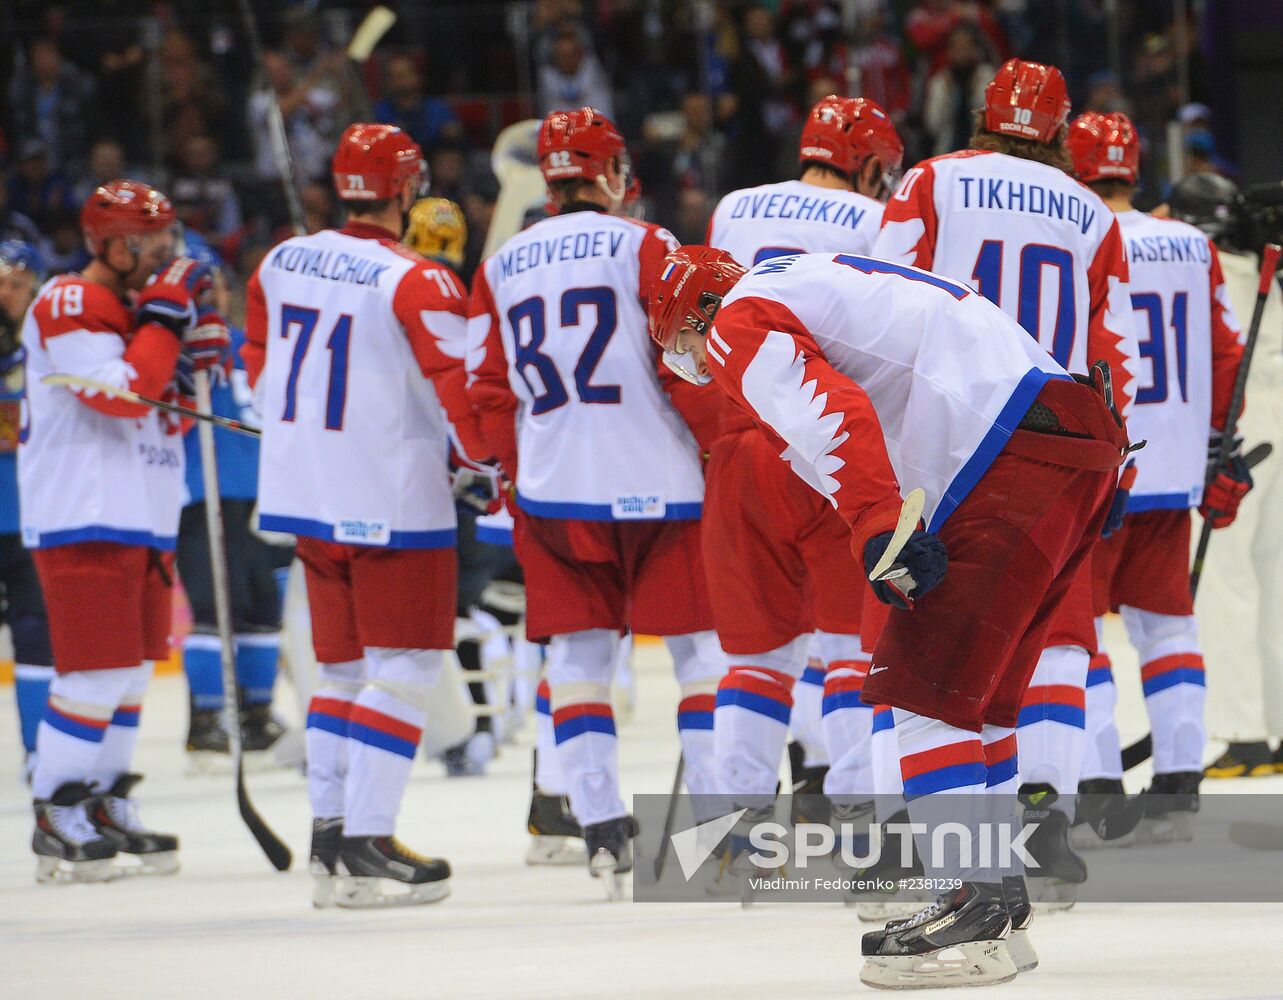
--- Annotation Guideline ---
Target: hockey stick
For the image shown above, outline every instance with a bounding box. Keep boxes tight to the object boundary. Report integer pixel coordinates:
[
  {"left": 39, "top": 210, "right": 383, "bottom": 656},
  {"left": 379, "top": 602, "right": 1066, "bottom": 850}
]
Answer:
[
  {"left": 237, "top": 0, "right": 307, "bottom": 236},
  {"left": 195, "top": 371, "right": 292, "bottom": 871},
  {"left": 1122, "top": 243, "right": 1281, "bottom": 773},
  {"left": 346, "top": 6, "right": 398, "bottom": 63},
  {"left": 652, "top": 753, "right": 686, "bottom": 881},
  {"left": 42, "top": 373, "right": 261, "bottom": 437},
  {"left": 866, "top": 488, "right": 926, "bottom": 598}
]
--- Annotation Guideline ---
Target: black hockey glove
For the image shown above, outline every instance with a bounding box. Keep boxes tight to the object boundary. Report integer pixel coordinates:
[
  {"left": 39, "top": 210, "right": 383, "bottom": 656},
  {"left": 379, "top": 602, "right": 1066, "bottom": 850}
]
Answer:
[{"left": 862, "top": 529, "right": 948, "bottom": 610}]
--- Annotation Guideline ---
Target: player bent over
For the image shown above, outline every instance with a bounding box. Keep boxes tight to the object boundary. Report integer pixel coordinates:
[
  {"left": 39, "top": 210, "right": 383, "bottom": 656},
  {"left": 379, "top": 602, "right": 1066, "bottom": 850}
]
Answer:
[
  {"left": 468, "top": 108, "right": 726, "bottom": 897},
  {"left": 648, "top": 248, "right": 1128, "bottom": 989},
  {"left": 19, "top": 181, "right": 229, "bottom": 881},
  {"left": 1068, "top": 113, "right": 1245, "bottom": 843},
  {"left": 245, "top": 125, "right": 487, "bottom": 908}
]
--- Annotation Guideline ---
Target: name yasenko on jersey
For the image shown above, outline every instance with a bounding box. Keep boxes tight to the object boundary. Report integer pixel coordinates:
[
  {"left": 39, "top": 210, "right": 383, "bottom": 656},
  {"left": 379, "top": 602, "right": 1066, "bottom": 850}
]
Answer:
[
  {"left": 1126, "top": 234, "right": 1211, "bottom": 265},
  {"left": 267, "top": 243, "right": 391, "bottom": 286},
  {"left": 497, "top": 230, "right": 627, "bottom": 279},
  {"left": 955, "top": 176, "right": 1098, "bottom": 234}
]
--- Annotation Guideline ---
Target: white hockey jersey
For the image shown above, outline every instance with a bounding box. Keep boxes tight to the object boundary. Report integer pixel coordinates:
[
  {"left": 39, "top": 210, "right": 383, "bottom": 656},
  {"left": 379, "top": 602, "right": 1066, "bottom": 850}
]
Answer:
[
  {"left": 19, "top": 274, "right": 185, "bottom": 550},
  {"left": 467, "top": 209, "right": 706, "bottom": 520},
  {"left": 245, "top": 223, "right": 483, "bottom": 548},
  {"left": 706, "top": 179, "right": 885, "bottom": 267},
  {"left": 709, "top": 252, "right": 1067, "bottom": 534},
  {"left": 1116, "top": 210, "right": 1243, "bottom": 509},
  {"left": 873, "top": 149, "right": 1140, "bottom": 414}
]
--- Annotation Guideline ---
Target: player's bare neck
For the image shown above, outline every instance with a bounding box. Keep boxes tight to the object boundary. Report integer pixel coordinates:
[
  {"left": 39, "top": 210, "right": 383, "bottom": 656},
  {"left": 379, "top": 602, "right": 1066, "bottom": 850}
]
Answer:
[
  {"left": 81, "top": 259, "right": 126, "bottom": 298},
  {"left": 799, "top": 166, "right": 853, "bottom": 192},
  {"left": 558, "top": 199, "right": 608, "bottom": 216},
  {"left": 346, "top": 207, "right": 404, "bottom": 241}
]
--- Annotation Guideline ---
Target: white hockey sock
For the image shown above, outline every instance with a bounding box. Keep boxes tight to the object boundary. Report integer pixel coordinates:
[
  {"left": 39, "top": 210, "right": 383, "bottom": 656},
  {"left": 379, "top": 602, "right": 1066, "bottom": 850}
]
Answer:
[
  {"left": 343, "top": 648, "right": 441, "bottom": 838},
  {"left": 820, "top": 658, "right": 874, "bottom": 798},
  {"left": 981, "top": 724, "right": 1018, "bottom": 794},
  {"left": 1083, "top": 646, "right": 1123, "bottom": 780},
  {"left": 667, "top": 631, "right": 725, "bottom": 811},
  {"left": 870, "top": 704, "right": 905, "bottom": 823},
  {"left": 89, "top": 662, "right": 152, "bottom": 790},
  {"left": 32, "top": 667, "right": 138, "bottom": 799},
  {"left": 1017, "top": 644, "right": 1088, "bottom": 811},
  {"left": 1123, "top": 608, "right": 1206, "bottom": 774},
  {"left": 548, "top": 629, "right": 623, "bottom": 829},
  {"left": 792, "top": 644, "right": 828, "bottom": 768},
  {"left": 305, "top": 660, "right": 363, "bottom": 820},
  {"left": 533, "top": 677, "right": 568, "bottom": 795}
]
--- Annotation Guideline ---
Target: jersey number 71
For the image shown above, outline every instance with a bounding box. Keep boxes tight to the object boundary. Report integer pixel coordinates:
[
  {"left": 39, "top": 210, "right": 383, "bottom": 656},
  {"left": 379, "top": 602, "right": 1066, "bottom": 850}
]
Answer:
[{"left": 279, "top": 303, "right": 352, "bottom": 431}]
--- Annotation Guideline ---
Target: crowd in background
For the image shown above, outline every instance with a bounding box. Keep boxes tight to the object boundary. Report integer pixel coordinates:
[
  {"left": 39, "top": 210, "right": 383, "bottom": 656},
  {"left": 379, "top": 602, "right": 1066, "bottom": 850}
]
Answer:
[{"left": 0, "top": 0, "right": 1233, "bottom": 290}]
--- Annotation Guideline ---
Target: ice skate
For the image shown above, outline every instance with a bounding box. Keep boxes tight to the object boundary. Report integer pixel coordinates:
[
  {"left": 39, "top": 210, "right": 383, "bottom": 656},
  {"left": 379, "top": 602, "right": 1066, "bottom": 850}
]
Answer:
[
  {"left": 32, "top": 782, "right": 120, "bottom": 885},
  {"left": 788, "top": 741, "right": 831, "bottom": 825},
  {"left": 1135, "top": 771, "right": 1200, "bottom": 844},
  {"left": 859, "top": 882, "right": 1017, "bottom": 990},
  {"left": 1204, "top": 741, "right": 1275, "bottom": 779},
  {"left": 335, "top": 835, "right": 451, "bottom": 908},
  {"left": 525, "top": 789, "right": 585, "bottom": 866},
  {"left": 185, "top": 708, "right": 230, "bottom": 773},
  {"left": 1002, "top": 875, "right": 1039, "bottom": 973},
  {"left": 583, "top": 815, "right": 637, "bottom": 901},
  {"left": 843, "top": 809, "right": 933, "bottom": 920},
  {"left": 309, "top": 817, "right": 342, "bottom": 908},
  {"left": 240, "top": 704, "right": 285, "bottom": 754},
  {"left": 442, "top": 730, "right": 496, "bottom": 777},
  {"left": 1020, "top": 786, "right": 1087, "bottom": 911},
  {"left": 1070, "top": 778, "right": 1144, "bottom": 850},
  {"left": 88, "top": 774, "right": 179, "bottom": 876}
]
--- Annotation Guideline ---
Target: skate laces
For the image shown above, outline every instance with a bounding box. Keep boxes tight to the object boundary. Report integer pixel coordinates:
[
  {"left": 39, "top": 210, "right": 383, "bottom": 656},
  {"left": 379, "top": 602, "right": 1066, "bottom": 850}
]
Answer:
[
  {"left": 104, "top": 794, "right": 145, "bottom": 833},
  {"left": 48, "top": 803, "right": 102, "bottom": 845}
]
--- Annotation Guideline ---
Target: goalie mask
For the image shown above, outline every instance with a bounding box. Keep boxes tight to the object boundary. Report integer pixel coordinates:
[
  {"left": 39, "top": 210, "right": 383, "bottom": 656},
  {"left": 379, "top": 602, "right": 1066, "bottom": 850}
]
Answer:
[{"left": 648, "top": 246, "right": 746, "bottom": 385}]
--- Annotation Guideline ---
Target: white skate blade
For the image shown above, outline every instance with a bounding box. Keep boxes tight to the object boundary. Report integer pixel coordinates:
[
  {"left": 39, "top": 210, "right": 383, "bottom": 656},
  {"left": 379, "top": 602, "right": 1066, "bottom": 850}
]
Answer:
[
  {"left": 334, "top": 875, "right": 451, "bottom": 909},
  {"left": 1070, "top": 823, "right": 1135, "bottom": 851},
  {"left": 113, "top": 851, "right": 180, "bottom": 877},
  {"left": 1134, "top": 814, "right": 1194, "bottom": 845},
  {"left": 854, "top": 900, "right": 931, "bottom": 922},
  {"left": 860, "top": 939, "right": 1018, "bottom": 990},
  {"left": 525, "top": 835, "right": 586, "bottom": 866},
  {"left": 1006, "top": 929, "right": 1039, "bottom": 973},
  {"left": 35, "top": 855, "right": 121, "bottom": 885},
  {"left": 311, "top": 869, "right": 338, "bottom": 909},
  {"left": 185, "top": 749, "right": 278, "bottom": 777},
  {"left": 588, "top": 849, "right": 628, "bottom": 901},
  {"left": 1028, "top": 878, "right": 1078, "bottom": 912}
]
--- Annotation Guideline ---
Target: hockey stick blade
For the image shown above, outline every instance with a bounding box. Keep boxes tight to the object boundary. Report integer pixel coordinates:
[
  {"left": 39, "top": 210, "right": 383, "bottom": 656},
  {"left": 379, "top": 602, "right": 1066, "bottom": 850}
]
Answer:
[
  {"left": 867, "top": 488, "right": 926, "bottom": 583},
  {"left": 42, "top": 373, "right": 261, "bottom": 437},
  {"left": 238, "top": 764, "right": 292, "bottom": 870},
  {"left": 347, "top": 6, "right": 397, "bottom": 63},
  {"left": 1120, "top": 734, "right": 1152, "bottom": 772},
  {"left": 652, "top": 754, "right": 686, "bottom": 881},
  {"left": 1244, "top": 441, "right": 1273, "bottom": 470}
]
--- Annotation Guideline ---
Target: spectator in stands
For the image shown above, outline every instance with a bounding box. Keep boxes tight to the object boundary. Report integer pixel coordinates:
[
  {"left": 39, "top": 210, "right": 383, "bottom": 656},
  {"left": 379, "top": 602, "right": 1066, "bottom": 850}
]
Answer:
[
  {"left": 460, "top": 169, "right": 499, "bottom": 283},
  {"left": 0, "top": 184, "right": 43, "bottom": 249},
  {"left": 159, "top": 29, "right": 227, "bottom": 164},
  {"left": 269, "top": 179, "right": 339, "bottom": 246},
  {"left": 669, "top": 91, "right": 728, "bottom": 204},
  {"left": 1083, "top": 71, "right": 1132, "bottom": 114},
  {"left": 40, "top": 207, "right": 90, "bottom": 275},
  {"left": 170, "top": 133, "right": 243, "bottom": 242},
  {"left": 428, "top": 143, "right": 470, "bottom": 204},
  {"left": 6, "top": 36, "right": 96, "bottom": 173},
  {"left": 906, "top": 0, "right": 1006, "bottom": 74},
  {"left": 922, "top": 23, "right": 994, "bottom": 156},
  {"left": 6, "top": 140, "right": 76, "bottom": 234},
  {"left": 850, "top": 6, "right": 913, "bottom": 123},
  {"left": 373, "top": 54, "right": 464, "bottom": 154},
  {"left": 728, "top": 4, "right": 795, "bottom": 187},
  {"left": 72, "top": 138, "right": 131, "bottom": 206},
  {"left": 249, "top": 51, "right": 331, "bottom": 186},
  {"left": 536, "top": 25, "right": 615, "bottom": 117},
  {"left": 279, "top": 5, "right": 369, "bottom": 146}
]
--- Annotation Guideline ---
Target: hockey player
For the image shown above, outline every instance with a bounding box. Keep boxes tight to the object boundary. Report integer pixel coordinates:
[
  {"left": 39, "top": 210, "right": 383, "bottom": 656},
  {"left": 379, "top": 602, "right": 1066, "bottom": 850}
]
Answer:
[
  {"left": 467, "top": 107, "right": 725, "bottom": 896},
  {"left": 702, "top": 96, "right": 904, "bottom": 833},
  {"left": 176, "top": 233, "right": 292, "bottom": 764},
  {"left": 649, "top": 246, "right": 1128, "bottom": 988},
  {"left": 873, "top": 58, "right": 1139, "bottom": 871},
  {"left": 1171, "top": 174, "right": 1283, "bottom": 778},
  {"left": 20, "top": 180, "right": 229, "bottom": 882},
  {"left": 0, "top": 241, "right": 53, "bottom": 781},
  {"left": 1068, "top": 114, "right": 1245, "bottom": 843},
  {"left": 245, "top": 124, "right": 485, "bottom": 908}
]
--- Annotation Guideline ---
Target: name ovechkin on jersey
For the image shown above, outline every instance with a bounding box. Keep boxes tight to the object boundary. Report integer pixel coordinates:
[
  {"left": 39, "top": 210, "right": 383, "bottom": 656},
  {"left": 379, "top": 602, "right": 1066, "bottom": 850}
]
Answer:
[
  {"left": 267, "top": 243, "right": 391, "bottom": 286},
  {"left": 496, "top": 229, "right": 627, "bottom": 278},
  {"left": 954, "top": 175, "right": 1098, "bottom": 235},
  {"left": 726, "top": 190, "right": 867, "bottom": 229},
  {"left": 1126, "top": 233, "right": 1211, "bottom": 264}
]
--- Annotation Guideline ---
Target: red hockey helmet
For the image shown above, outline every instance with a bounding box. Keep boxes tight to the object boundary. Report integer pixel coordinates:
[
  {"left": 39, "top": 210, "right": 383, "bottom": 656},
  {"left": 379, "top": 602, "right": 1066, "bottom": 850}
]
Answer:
[
  {"left": 332, "top": 123, "right": 426, "bottom": 202},
  {"left": 983, "top": 59, "right": 1071, "bottom": 144},
  {"left": 648, "top": 246, "right": 747, "bottom": 352},
  {"left": 537, "top": 107, "right": 627, "bottom": 185},
  {"left": 1067, "top": 111, "right": 1140, "bottom": 184},
  {"left": 800, "top": 96, "right": 904, "bottom": 176},
  {"left": 80, "top": 180, "right": 176, "bottom": 257}
]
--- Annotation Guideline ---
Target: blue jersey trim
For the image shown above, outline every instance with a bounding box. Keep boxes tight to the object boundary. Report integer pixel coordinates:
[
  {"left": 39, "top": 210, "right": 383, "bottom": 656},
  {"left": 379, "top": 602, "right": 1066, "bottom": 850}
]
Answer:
[
  {"left": 927, "top": 368, "right": 1064, "bottom": 533},
  {"left": 1126, "top": 491, "right": 1193, "bottom": 513},
  {"left": 257, "top": 513, "right": 456, "bottom": 550},
  {"left": 475, "top": 523, "right": 514, "bottom": 547},
  {"left": 29, "top": 525, "right": 177, "bottom": 551},
  {"left": 515, "top": 493, "right": 703, "bottom": 521}
]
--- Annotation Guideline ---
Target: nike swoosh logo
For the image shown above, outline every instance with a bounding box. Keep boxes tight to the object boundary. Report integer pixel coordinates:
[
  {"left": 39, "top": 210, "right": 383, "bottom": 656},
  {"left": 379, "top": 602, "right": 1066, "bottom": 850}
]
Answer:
[{"left": 868, "top": 665, "right": 888, "bottom": 674}]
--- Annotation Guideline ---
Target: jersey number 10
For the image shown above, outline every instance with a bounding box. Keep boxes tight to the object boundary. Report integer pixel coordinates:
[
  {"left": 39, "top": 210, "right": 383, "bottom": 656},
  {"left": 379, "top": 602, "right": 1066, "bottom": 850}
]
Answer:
[
  {"left": 971, "top": 240, "right": 1075, "bottom": 366},
  {"left": 279, "top": 303, "right": 352, "bottom": 431}
]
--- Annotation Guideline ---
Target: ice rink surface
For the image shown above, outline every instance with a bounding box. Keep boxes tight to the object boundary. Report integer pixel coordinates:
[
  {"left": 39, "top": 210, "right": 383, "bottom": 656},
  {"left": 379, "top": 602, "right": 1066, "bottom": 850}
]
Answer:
[{"left": 3, "top": 618, "right": 1282, "bottom": 1000}]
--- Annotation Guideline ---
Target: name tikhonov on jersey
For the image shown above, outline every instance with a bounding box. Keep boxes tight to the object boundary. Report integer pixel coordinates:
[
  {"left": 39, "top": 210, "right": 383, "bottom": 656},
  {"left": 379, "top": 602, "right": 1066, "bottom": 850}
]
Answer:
[
  {"left": 19, "top": 275, "right": 184, "bottom": 549},
  {"left": 471, "top": 212, "right": 704, "bottom": 520},
  {"left": 254, "top": 230, "right": 459, "bottom": 548},
  {"left": 874, "top": 150, "right": 1134, "bottom": 385},
  {"left": 717, "top": 253, "right": 1066, "bottom": 532},
  {"left": 1118, "top": 210, "right": 1241, "bottom": 509},
  {"left": 707, "top": 179, "right": 885, "bottom": 267}
]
